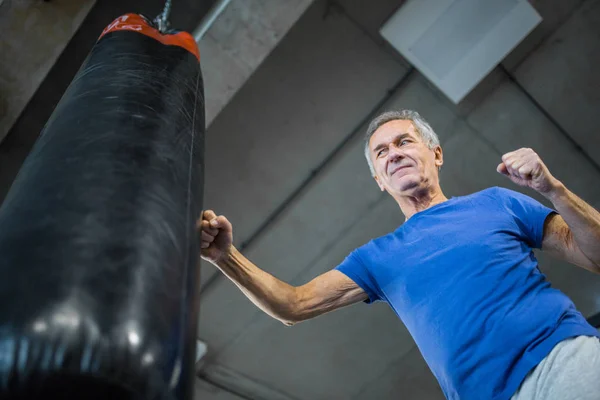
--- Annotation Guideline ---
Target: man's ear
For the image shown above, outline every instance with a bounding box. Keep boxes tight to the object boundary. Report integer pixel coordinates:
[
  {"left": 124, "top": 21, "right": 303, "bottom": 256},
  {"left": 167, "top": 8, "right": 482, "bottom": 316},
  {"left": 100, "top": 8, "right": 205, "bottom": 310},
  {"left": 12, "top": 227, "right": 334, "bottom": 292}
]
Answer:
[
  {"left": 374, "top": 175, "right": 386, "bottom": 192},
  {"left": 434, "top": 145, "right": 443, "bottom": 169}
]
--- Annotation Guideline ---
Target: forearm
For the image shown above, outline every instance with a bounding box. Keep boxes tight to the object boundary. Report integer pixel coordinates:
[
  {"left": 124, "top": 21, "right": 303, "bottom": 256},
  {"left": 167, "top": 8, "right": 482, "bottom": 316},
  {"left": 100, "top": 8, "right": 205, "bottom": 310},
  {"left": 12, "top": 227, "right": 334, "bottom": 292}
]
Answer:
[
  {"left": 546, "top": 182, "right": 600, "bottom": 266},
  {"left": 215, "top": 246, "right": 298, "bottom": 325}
]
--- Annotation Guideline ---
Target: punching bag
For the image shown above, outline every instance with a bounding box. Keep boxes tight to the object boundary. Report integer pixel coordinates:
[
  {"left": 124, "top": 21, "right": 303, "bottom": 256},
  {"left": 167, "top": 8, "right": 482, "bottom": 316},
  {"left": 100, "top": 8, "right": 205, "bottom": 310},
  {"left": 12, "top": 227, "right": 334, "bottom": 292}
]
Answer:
[{"left": 0, "top": 14, "right": 204, "bottom": 400}]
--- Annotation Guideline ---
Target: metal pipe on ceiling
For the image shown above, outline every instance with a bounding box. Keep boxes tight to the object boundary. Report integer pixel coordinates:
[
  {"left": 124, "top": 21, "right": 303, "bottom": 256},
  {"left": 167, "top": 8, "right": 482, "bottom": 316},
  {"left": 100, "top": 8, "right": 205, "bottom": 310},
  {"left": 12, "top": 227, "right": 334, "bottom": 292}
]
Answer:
[{"left": 192, "top": 0, "right": 233, "bottom": 43}]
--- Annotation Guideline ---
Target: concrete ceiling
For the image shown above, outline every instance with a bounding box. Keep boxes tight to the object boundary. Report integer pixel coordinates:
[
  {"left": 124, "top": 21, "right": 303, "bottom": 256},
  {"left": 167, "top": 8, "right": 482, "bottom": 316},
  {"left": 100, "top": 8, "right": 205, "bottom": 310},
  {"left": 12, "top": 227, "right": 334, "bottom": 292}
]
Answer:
[
  {"left": 0, "top": 0, "right": 311, "bottom": 143},
  {"left": 1, "top": 0, "right": 600, "bottom": 399},
  {"left": 0, "top": 0, "right": 96, "bottom": 143},
  {"left": 0, "top": 0, "right": 309, "bottom": 198},
  {"left": 201, "top": 0, "right": 314, "bottom": 124}
]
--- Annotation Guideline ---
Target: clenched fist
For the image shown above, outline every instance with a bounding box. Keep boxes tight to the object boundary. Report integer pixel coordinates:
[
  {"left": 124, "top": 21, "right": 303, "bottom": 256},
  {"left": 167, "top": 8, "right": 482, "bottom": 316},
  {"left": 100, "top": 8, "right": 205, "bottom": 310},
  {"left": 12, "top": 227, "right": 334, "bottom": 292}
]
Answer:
[
  {"left": 198, "top": 210, "right": 233, "bottom": 264},
  {"left": 497, "top": 148, "right": 560, "bottom": 195}
]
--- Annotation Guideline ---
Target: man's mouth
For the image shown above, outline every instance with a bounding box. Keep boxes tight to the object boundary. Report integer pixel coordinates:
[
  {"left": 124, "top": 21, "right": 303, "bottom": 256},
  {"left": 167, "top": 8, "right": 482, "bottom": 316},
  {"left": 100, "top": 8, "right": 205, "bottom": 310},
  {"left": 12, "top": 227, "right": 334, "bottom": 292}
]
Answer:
[{"left": 389, "top": 165, "right": 410, "bottom": 176}]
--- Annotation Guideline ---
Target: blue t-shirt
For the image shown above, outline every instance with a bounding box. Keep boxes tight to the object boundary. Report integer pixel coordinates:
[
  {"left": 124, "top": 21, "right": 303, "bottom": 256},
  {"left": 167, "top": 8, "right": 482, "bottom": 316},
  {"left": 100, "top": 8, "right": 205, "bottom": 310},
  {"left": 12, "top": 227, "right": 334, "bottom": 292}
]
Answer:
[{"left": 336, "top": 187, "right": 599, "bottom": 400}]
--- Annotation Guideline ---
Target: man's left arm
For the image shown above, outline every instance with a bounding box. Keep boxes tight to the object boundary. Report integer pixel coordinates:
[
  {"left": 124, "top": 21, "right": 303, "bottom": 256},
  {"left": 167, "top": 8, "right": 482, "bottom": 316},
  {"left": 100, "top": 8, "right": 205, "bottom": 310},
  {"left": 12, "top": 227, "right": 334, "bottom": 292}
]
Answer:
[{"left": 498, "top": 148, "right": 600, "bottom": 274}]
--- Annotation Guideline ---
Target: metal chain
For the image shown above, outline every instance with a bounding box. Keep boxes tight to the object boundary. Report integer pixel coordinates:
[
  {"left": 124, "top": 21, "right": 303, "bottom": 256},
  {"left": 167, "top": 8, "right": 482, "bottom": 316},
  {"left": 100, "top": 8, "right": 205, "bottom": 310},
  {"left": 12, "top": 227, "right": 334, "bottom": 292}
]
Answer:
[{"left": 154, "top": 0, "right": 172, "bottom": 33}]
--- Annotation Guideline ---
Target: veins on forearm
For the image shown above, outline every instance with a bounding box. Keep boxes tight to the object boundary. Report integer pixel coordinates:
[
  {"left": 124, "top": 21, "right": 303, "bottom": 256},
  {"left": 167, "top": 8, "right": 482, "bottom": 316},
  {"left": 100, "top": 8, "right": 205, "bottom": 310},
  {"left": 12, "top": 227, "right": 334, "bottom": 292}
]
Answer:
[{"left": 549, "top": 185, "right": 600, "bottom": 266}]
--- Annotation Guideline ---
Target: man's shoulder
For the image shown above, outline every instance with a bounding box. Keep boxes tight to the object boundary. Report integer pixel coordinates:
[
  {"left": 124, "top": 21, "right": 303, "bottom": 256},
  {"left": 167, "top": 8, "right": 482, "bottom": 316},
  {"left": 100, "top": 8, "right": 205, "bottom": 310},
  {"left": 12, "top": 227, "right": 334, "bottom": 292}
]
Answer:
[
  {"left": 476, "top": 186, "right": 538, "bottom": 206},
  {"left": 443, "top": 187, "right": 509, "bottom": 214},
  {"left": 356, "top": 229, "right": 400, "bottom": 255},
  {"left": 475, "top": 186, "right": 508, "bottom": 196},
  {"left": 471, "top": 186, "right": 517, "bottom": 202}
]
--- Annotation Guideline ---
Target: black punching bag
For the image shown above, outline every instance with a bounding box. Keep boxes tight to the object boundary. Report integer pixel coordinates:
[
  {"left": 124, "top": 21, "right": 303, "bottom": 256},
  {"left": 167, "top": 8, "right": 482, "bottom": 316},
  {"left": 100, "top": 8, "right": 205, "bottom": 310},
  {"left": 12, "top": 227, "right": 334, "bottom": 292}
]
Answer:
[{"left": 0, "top": 14, "right": 204, "bottom": 400}]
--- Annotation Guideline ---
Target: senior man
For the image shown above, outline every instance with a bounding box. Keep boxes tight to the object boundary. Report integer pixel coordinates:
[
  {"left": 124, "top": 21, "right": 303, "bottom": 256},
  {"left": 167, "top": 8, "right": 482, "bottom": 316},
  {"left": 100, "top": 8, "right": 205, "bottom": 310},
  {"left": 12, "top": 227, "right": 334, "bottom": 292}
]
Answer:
[{"left": 199, "top": 110, "right": 600, "bottom": 400}]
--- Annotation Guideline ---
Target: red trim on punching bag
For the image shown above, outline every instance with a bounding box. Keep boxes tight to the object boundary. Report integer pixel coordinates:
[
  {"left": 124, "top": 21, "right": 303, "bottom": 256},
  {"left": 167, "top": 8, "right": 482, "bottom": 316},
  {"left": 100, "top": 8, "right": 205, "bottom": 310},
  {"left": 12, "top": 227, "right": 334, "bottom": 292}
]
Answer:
[{"left": 99, "top": 14, "right": 200, "bottom": 61}]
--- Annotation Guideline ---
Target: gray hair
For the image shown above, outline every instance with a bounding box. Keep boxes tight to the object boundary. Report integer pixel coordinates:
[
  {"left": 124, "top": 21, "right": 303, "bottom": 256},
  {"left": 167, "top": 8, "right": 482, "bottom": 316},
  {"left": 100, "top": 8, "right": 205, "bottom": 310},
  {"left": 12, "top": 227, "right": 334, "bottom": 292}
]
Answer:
[{"left": 364, "top": 110, "right": 440, "bottom": 176}]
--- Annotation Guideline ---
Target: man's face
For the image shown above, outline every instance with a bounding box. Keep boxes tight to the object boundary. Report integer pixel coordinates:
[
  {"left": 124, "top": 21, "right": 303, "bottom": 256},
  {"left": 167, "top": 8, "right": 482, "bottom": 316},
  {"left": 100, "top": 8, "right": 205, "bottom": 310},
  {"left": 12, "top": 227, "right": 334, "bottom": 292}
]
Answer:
[{"left": 369, "top": 119, "right": 443, "bottom": 195}]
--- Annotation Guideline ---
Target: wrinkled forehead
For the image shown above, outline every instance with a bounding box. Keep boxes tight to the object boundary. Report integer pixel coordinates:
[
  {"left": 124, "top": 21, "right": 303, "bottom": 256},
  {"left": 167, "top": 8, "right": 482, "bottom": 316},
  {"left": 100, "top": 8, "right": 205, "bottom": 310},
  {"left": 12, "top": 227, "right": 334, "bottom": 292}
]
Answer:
[{"left": 369, "top": 119, "right": 420, "bottom": 148}]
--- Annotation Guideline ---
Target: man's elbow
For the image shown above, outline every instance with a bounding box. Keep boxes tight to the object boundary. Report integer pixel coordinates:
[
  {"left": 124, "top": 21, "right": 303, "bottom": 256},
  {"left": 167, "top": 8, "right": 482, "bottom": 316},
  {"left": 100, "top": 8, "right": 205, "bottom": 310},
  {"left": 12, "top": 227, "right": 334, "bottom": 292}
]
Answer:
[
  {"left": 579, "top": 250, "right": 600, "bottom": 274},
  {"left": 275, "top": 310, "right": 302, "bottom": 326},
  {"left": 578, "top": 257, "right": 600, "bottom": 275},
  {"left": 274, "top": 291, "right": 302, "bottom": 326},
  {"left": 277, "top": 305, "right": 304, "bottom": 326},
  {"left": 280, "top": 312, "right": 312, "bottom": 326},
  {"left": 590, "top": 260, "right": 600, "bottom": 275}
]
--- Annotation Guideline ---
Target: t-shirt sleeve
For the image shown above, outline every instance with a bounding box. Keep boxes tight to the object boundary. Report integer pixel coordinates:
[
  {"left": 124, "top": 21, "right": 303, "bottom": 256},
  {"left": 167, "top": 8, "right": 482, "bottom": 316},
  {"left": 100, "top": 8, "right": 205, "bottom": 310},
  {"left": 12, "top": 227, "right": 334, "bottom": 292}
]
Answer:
[
  {"left": 495, "top": 187, "right": 556, "bottom": 249},
  {"left": 335, "top": 249, "right": 382, "bottom": 304}
]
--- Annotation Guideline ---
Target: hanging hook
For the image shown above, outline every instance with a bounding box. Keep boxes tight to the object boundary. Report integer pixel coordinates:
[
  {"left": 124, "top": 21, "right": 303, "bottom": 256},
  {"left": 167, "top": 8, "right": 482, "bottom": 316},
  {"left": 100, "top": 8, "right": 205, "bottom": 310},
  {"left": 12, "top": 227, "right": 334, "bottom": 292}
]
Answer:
[{"left": 154, "top": 0, "right": 172, "bottom": 33}]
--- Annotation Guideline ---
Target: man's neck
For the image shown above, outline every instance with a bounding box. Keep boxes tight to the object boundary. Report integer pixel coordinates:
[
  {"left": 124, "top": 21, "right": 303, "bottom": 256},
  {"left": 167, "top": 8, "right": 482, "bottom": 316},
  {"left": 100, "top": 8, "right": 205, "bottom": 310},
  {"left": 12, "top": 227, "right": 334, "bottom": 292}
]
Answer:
[{"left": 396, "top": 187, "right": 448, "bottom": 220}]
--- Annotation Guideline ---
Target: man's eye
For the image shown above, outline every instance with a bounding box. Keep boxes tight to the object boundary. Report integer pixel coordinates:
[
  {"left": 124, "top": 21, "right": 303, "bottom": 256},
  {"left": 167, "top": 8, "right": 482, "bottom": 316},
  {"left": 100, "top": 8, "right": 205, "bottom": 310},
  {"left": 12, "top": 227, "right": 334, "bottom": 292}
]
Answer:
[
  {"left": 400, "top": 140, "right": 409, "bottom": 146},
  {"left": 377, "top": 149, "right": 387, "bottom": 157}
]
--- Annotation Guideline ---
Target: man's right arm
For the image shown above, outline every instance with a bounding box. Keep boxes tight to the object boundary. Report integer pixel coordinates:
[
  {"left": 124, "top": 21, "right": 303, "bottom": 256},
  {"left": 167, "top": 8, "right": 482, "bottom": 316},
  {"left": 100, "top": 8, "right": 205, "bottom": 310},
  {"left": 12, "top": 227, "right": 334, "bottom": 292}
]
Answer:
[{"left": 201, "top": 211, "right": 367, "bottom": 326}]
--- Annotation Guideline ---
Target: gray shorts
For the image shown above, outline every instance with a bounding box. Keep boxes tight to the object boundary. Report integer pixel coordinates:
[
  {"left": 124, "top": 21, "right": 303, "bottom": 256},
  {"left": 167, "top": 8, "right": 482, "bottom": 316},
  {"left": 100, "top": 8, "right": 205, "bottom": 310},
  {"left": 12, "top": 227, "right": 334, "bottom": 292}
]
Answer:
[{"left": 510, "top": 335, "right": 600, "bottom": 400}]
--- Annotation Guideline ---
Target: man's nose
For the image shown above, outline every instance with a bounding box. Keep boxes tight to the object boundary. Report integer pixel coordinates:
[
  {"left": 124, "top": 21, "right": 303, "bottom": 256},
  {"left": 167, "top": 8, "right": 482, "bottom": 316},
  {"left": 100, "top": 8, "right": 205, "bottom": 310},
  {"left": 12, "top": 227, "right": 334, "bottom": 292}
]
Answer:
[{"left": 388, "top": 144, "right": 404, "bottom": 162}]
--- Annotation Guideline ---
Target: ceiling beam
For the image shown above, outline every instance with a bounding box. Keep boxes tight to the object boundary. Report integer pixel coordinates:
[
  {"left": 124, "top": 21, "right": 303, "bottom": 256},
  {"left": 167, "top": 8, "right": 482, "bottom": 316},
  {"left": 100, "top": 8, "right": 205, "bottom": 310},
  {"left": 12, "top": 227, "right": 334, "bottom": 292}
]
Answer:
[{"left": 198, "top": 362, "right": 301, "bottom": 400}]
